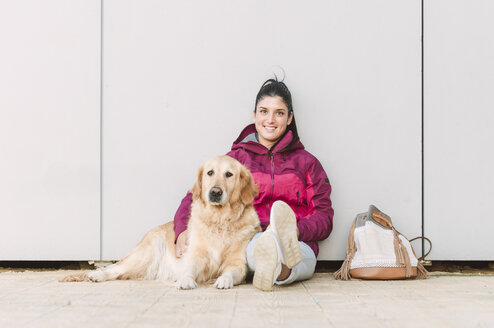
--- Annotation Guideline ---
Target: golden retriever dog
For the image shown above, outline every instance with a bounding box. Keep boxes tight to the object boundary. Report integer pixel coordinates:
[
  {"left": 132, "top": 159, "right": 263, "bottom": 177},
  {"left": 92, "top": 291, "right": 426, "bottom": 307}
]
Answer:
[{"left": 61, "top": 155, "right": 260, "bottom": 289}]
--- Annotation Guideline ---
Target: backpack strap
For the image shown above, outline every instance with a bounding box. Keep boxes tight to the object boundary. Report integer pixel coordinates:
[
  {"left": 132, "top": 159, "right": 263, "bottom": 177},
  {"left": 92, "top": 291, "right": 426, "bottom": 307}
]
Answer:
[
  {"left": 409, "top": 236, "right": 433, "bottom": 261},
  {"left": 334, "top": 216, "right": 358, "bottom": 280},
  {"left": 392, "top": 227, "right": 414, "bottom": 277}
]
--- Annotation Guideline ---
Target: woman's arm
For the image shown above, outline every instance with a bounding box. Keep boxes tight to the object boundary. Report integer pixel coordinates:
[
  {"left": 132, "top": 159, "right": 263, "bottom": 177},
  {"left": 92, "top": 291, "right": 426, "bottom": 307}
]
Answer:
[
  {"left": 297, "top": 158, "right": 334, "bottom": 242},
  {"left": 173, "top": 192, "right": 193, "bottom": 251}
]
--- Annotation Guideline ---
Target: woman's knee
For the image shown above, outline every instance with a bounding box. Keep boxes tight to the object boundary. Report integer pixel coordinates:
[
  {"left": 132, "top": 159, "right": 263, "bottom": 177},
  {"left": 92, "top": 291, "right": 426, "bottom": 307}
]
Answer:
[{"left": 246, "top": 232, "right": 262, "bottom": 272}]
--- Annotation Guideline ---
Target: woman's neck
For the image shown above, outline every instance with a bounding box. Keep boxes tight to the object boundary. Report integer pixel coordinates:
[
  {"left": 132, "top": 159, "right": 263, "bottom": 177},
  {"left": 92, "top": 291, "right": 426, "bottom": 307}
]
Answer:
[{"left": 258, "top": 137, "right": 275, "bottom": 150}]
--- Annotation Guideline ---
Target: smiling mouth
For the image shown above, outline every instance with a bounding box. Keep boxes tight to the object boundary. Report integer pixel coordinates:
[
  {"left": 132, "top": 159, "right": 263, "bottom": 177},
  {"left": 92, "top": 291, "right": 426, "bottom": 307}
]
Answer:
[{"left": 264, "top": 126, "right": 276, "bottom": 131}]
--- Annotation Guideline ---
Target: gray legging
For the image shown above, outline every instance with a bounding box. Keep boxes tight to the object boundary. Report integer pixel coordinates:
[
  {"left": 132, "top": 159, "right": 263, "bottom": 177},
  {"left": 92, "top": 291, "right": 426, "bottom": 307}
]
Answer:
[{"left": 246, "top": 232, "right": 317, "bottom": 285}]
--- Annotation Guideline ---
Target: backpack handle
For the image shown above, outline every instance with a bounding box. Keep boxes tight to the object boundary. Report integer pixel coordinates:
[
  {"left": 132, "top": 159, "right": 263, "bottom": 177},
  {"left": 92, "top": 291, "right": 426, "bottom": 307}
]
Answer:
[{"left": 409, "top": 236, "right": 432, "bottom": 261}]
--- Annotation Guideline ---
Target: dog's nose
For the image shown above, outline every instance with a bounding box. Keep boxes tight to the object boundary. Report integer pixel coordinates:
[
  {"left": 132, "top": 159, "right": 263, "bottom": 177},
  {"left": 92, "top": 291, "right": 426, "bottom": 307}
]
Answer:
[
  {"left": 209, "top": 187, "right": 223, "bottom": 202},
  {"left": 210, "top": 187, "right": 223, "bottom": 198}
]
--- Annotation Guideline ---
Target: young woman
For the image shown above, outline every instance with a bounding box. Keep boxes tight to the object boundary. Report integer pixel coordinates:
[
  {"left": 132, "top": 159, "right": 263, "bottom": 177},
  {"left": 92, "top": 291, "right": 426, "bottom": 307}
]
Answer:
[{"left": 173, "top": 79, "right": 334, "bottom": 291}]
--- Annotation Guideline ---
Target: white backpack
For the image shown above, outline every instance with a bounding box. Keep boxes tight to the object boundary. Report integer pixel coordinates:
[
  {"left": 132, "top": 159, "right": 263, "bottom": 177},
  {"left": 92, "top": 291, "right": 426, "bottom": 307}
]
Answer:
[{"left": 335, "top": 205, "right": 429, "bottom": 280}]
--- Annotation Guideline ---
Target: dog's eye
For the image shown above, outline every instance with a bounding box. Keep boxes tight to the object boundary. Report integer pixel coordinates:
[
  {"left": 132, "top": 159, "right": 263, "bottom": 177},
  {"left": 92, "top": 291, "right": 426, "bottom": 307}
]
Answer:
[
  {"left": 207, "top": 170, "right": 214, "bottom": 176},
  {"left": 225, "top": 172, "right": 233, "bottom": 178}
]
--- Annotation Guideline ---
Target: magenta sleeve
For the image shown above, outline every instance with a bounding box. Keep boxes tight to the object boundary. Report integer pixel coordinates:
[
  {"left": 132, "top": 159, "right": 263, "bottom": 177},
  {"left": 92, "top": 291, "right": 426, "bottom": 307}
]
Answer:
[
  {"left": 296, "top": 159, "right": 334, "bottom": 243},
  {"left": 173, "top": 192, "right": 193, "bottom": 243}
]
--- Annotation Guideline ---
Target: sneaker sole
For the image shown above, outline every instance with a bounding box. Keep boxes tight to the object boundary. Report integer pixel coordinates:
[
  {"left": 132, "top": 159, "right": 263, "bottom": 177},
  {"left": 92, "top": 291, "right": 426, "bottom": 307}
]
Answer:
[
  {"left": 253, "top": 233, "right": 278, "bottom": 291},
  {"left": 271, "top": 201, "right": 302, "bottom": 269}
]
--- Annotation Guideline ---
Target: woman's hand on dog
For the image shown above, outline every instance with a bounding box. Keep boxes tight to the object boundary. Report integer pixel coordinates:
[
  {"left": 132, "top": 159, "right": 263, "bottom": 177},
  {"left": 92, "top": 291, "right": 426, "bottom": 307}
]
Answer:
[{"left": 176, "top": 230, "right": 189, "bottom": 258}]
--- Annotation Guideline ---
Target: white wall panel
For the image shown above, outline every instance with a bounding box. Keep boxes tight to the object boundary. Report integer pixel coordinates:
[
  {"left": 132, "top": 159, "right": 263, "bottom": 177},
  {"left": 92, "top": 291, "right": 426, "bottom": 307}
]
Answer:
[
  {"left": 0, "top": 1, "right": 101, "bottom": 260},
  {"left": 103, "top": 0, "right": 422, "bottom": 260},
  {"left": 425, "top": 1, "right": 494, "bottom": 259}
]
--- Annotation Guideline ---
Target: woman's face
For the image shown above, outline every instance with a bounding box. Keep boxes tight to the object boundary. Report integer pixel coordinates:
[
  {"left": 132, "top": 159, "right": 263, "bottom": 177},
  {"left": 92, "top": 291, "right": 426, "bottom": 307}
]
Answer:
[{"left": 253, "top": 96, "right": 293, "bottom": 149}]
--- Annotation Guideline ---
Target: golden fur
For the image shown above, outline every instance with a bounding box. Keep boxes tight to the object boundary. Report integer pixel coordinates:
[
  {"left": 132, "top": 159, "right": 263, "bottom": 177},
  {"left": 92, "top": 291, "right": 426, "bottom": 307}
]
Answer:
[{"left": 60, "top": 155, "right": 261, "bottom": 289}]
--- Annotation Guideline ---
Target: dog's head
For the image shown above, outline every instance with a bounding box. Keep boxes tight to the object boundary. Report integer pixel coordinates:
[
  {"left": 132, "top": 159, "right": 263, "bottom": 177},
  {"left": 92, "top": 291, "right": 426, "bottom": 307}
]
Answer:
[{"left": 191, "top": 155, "right": 258, "bottom": 207}]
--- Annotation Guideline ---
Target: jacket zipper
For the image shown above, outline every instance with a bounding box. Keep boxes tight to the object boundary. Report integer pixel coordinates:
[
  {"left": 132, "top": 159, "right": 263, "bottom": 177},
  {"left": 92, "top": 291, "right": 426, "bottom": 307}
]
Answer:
[
  {"left": 266, "top": 150, "right": 274, "bottom": 218},
  {"left": 296, "top": 191, "right": 300, "bottom": 206}
]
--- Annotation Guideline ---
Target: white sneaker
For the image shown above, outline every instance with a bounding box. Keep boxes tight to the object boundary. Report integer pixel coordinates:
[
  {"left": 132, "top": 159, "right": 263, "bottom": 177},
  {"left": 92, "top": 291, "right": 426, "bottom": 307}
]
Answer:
[
  {"left": 269, "top": 201, "right": 302, "bottom": 269},
  {"left": 253, "top": 201, "right": 302, "bottom": 291},
  {"left": 253, "top": 231, "right": 281, "bottom": 291}
]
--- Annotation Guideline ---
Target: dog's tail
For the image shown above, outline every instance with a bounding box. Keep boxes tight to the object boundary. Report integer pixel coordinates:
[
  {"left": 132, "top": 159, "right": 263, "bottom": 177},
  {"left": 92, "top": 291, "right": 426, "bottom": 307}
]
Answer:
[{"left": 59, "top": 272, "right": 88, "bottom": 282}]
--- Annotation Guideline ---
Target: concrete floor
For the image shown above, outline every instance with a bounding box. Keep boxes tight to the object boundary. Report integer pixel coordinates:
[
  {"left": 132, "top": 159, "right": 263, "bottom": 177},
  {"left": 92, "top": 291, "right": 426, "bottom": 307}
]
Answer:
[{"left": 1, "top": 270, "right": 493, "bottom": 328}]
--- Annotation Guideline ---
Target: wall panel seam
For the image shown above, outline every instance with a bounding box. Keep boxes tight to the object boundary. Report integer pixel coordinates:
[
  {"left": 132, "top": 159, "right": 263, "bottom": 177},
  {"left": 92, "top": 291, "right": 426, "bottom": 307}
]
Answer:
[{"left": 99, "top": 0, "right": 104, "bottom": 261}]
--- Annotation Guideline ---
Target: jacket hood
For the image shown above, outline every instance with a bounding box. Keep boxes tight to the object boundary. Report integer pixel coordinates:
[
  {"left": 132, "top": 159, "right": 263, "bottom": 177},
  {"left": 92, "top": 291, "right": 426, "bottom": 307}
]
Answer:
[{"left": 231, "top": 123, "right": 305, "bottom": 154}]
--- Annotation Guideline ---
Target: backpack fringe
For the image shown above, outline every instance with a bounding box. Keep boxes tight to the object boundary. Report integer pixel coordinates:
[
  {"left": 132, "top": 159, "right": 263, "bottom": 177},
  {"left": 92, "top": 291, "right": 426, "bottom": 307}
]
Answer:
[
  {"left": 402, "top": 243, "right": 412, "bottom": 278},
  {"left": 416, "top": 261, "right": 429, "bottom": 279},
  {"left": 334, "top": 217, "right": 357, "bottom": 280},
  {"left": 393, "top": 228, "right": 405, "bottom": 265}
]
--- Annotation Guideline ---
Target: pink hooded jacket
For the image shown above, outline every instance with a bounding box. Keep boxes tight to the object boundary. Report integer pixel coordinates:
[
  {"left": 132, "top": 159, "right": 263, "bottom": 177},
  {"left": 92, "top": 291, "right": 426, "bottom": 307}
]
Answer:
[{"left": 173, "top": 124, "right": 334, "bottom": 256}]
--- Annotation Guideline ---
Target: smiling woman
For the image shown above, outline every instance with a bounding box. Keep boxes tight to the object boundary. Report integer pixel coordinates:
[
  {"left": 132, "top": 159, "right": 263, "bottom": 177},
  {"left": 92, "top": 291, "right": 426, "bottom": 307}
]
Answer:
[
  {"left": 173, "top": 78, "right": 334, "bottom": 291},
  {"left": 254, "top": 96, "right": 292, "bottom": 149},
  {"left": 253, "top": 79, "right": 298, "bottom": 150}
]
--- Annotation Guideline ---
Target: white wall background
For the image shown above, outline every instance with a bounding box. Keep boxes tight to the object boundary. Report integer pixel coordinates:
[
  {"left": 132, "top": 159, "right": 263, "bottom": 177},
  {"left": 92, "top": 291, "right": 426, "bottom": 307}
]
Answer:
[
  {"left": 425, "top": 0, "right": 494, "bottom": 260},
  {"left": 0, "top": 0, "right": 492, "bottom": 261},
  {"left": 0, "top": 0, "right": 101, "bottom": 260}
]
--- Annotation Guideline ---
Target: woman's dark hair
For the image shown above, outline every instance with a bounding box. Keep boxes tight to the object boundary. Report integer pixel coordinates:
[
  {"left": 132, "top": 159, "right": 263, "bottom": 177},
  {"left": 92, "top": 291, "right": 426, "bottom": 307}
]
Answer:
[{"left": 254, "top": 78, "right": 299, "bottom": 146}]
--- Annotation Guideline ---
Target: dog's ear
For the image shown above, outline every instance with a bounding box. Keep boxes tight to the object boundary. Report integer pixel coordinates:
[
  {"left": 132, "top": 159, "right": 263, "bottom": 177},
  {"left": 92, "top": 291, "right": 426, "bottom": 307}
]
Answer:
[
  {"left": 229, "top": 168, "right": 242, "bottom": 205},
  {"left": 191, "top": 165, "right": 204, "bottom": 203},
  {"left": 239, "top": 166, "right": 258, "bottom": 205}
]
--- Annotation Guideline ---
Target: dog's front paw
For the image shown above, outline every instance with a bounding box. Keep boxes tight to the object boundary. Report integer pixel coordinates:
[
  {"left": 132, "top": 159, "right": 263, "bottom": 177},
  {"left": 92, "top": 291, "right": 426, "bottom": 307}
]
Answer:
[
  {"left": 214, "top": 274, "right": 234, "bottom": 289},
  {"left": 176, "top": 276, "right": 198, "bottom": 290},
  {"left": 87, "top": 270, "right": 106, "bottom": 283}
]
